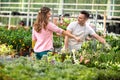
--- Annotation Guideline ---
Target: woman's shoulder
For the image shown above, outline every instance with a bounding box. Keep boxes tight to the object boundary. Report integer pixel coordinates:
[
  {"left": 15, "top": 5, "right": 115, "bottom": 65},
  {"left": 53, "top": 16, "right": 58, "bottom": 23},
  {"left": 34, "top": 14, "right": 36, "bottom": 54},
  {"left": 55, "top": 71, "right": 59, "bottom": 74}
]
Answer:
[
  {"left": 47, "top": 22, "right": 56, "bottom": 28},
  {"left": 47, "top": 22, "right": 58, "bottom": 30},
  {"left": 48, "top": 22, "right": 55, "bottom": 26}
]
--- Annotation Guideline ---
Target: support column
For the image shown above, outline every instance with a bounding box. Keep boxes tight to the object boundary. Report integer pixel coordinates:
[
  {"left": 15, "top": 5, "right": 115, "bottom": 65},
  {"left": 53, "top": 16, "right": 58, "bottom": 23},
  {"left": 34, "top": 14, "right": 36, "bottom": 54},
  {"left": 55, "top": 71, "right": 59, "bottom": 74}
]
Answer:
[
  {"left": 27, "top": 0, "right": 30, "bottom": 27},
  {"left": 107, "top": 0, "right": 115, "bottom": 19},
  {"left": 58, "top": 0, "right": 64, "bottom": 15}
]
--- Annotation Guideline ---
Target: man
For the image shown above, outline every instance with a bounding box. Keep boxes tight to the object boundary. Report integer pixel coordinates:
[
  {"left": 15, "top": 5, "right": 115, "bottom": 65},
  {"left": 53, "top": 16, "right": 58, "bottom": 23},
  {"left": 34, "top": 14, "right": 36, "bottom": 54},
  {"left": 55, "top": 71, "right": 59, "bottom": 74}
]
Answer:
[{"left": 64, "top": 11, "right": 107, "bottom": 51}]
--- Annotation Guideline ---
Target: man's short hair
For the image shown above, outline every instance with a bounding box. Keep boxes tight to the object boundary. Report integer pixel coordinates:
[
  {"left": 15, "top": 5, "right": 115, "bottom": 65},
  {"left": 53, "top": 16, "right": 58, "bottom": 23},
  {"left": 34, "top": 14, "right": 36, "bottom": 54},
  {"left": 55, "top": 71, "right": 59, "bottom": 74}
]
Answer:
[{"left": 80, "top": 11, "right": 89, "bottom": 18}]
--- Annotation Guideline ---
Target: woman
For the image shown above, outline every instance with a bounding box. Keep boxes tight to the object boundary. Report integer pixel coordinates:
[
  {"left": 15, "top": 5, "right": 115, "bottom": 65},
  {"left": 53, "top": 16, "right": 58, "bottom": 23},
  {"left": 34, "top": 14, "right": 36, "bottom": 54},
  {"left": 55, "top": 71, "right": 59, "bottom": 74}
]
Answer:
[{"left": 32, "top": 6, "right": 80, "bottom": 60}]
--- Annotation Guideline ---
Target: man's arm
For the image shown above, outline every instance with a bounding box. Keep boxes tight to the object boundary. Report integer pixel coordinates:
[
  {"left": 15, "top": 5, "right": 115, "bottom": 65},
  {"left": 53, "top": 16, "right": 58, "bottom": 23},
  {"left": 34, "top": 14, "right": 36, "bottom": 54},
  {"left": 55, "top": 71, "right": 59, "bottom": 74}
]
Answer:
[
  {"left": 92, "top": 33, "right": 112, "bottom": 50},
  {"left": 64, "top": 30, "right": 71, "bottom": 49},
  {"left": 92, "top": 33, "right": 106, "bottom": 44},
  {"left": 62, "top": 30, "right": 81, "bottom": 42}
]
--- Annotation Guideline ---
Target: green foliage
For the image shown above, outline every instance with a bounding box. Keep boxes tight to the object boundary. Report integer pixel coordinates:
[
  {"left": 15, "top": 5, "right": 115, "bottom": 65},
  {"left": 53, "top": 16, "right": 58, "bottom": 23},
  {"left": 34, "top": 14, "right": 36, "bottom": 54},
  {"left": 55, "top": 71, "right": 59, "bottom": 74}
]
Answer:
[
  {"left": 0, "top": 27, "right": 32, "bottom": 51},
  {"left": 0, "top": 57, "right": 120, "bottom": 80},
  {"left": 53, "top": 33, "right": 65, "bottom": 48},
  {"left": 53, "top": 35, "right": 63, "bottom": 48},
  {"left": 97, "top": 69, "right": 120, "bottom": 80}
]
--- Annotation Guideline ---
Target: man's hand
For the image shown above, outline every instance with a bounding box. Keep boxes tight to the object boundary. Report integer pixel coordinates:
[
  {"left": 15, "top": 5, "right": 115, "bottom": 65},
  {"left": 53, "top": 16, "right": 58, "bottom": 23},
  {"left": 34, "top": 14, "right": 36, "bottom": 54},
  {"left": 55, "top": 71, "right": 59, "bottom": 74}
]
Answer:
[
  {"left": 61, "top": 46, "right": 70, "bottom": 53},
  {"left": 104, "top": 42, "right": 111, "bottom": 50}
]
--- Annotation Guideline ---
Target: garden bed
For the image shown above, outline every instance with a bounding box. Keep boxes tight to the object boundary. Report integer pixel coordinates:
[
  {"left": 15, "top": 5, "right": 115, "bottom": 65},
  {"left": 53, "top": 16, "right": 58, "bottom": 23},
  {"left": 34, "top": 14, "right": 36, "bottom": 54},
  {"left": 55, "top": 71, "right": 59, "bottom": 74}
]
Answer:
[{"left": 0, "top": 26, "right": 120, "bottom": 80}]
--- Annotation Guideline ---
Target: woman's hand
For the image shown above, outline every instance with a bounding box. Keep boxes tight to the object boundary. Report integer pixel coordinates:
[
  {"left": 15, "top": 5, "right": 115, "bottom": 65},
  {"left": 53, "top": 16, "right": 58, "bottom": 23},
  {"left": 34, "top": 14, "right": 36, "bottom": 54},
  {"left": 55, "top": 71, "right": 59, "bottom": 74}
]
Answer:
[
  {"left": 75, "top": 36, "right": 83, "bottom": 42},
  {"left": 32, "top": 40, "right": 36, "bottom": 49}
]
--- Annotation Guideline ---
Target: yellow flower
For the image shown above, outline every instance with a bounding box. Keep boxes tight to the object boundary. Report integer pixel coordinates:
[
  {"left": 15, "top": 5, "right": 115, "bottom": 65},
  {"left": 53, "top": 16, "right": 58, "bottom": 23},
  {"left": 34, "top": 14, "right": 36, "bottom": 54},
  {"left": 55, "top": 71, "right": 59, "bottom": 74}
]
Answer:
[
  {"left": 19, "top": 40, "right": 21, "bottom": 42},
  {"left": 22, "top": 44, "right": 25, "bottom": 46}
]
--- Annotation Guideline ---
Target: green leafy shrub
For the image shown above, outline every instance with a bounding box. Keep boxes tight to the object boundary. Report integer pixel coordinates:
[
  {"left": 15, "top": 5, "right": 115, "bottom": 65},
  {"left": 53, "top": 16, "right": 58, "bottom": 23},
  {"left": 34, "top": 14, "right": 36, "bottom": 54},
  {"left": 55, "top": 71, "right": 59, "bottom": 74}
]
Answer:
[{"left": 0, "top": 27, "right": 32, "bottom": 52}]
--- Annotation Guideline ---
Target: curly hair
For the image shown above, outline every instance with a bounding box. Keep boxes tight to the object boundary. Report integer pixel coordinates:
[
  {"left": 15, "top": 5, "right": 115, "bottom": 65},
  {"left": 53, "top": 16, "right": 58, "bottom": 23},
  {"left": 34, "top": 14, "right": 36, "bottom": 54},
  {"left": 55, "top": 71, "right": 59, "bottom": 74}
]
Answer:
[{"left": 33, "top": 7, "right": 51, "bottom": 32}]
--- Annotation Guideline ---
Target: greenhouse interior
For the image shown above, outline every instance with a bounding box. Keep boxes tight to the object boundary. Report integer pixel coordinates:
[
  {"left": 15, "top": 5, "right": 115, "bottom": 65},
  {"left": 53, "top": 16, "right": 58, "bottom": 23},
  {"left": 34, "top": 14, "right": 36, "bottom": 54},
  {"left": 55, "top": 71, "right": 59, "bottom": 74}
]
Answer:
[{"left": 0, "top": 0, "right": 120, "bottom": 80}]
